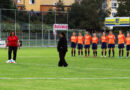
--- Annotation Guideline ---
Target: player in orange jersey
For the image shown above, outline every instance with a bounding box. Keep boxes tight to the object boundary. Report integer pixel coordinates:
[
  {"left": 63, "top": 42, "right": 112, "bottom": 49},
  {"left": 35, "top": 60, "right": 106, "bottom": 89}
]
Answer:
[
  {"left": 126, "top": 33, "right": 130, "bottom": 58},
  {"left": 77, "top": 32, "right": 84, "bottom": 56},
  {"left": 70, "top": 32, "right": 77, "bottom": 56},
  {"left": 107, "top": 31, "right": 116, "bottom": 57},
  {"left": 118, "top": 30, "right": 125, "bottom": 58},
  {"left": 92, "top": 33, "right": 98, "bottom": 57},
  {"left": 84, "top": 31, "right": 91, "bottom": 56},
  {"left": 101, "top": 32, "right": 107, "bottom": 57}
]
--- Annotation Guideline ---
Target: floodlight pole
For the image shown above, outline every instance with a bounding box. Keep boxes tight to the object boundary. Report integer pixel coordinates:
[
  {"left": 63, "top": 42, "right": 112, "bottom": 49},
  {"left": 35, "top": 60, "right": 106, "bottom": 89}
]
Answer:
[
  {"left": 42, "top": 11, "right": 44, "bottom": 47},
  {"left": 67, "top": 12, "right": 69, "bottom": 42},
  {"left": 29, "top": 12, "right": 31, "bottom": 47},
  {"left": 15, "top": 9, "right": 17, "bottom": 34},
  {"left": 0, "top": 9, "right": 1, "bottom": 40}
]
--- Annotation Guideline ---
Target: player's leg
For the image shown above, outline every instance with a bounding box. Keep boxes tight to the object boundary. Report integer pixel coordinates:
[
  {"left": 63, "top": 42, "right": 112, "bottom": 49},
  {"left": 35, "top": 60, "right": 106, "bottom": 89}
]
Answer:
[
  {"left": 109, "top": 48, "right": 111, "bottom": 57},
  {"left": 8, "top": 46, "right": 13, "bottom": 60},
  {"left": 118, "top": 44, "right": 121, "bottom": 57},
  {"left": 122, "top": 44, "right": 124, "bottom": 57},
  {"left": 101, "top": 49, "right": 103, "bottom": 57},
  {"left": 95, "top": 44, "right": 97, "bottom": 57},
  {"left": 13, "top": 47, "right": 18, "bottom": 61},
  {"left": 71, "top": 48, "right": 74, "bottom": 56},
  {"left": 88, "top": 48, "right": 90, "bottom": 56},
  {"left": 126, "top": 45, "right": 129, "bottom": 58},
  {"left": 85, "top": 48, "right": 87, "bottom": 56},
  {"left": 105, "top": 49, "right": 107, "bottom": 57},
  {"left": 112, "top": 48, "right": 115, "bottom": 57},
  {"left": 58, "top": 52, "right": 63, "bottom": 67}
]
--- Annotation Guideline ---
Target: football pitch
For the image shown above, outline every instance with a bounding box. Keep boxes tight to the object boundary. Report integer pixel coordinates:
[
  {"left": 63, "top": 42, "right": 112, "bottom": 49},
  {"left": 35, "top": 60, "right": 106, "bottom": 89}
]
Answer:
[{"left": 0, "top": 47, "right": 130, "bottom": 90}]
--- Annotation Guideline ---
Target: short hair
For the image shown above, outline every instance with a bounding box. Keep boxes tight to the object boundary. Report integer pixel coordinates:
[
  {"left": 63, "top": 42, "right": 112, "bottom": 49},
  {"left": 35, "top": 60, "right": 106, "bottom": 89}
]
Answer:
[
  {"left": 60, "top": 32, "right": 66, "bottom": 37},
  {"left": 10, "top": 31, "right": 15, "bottom": 36}
]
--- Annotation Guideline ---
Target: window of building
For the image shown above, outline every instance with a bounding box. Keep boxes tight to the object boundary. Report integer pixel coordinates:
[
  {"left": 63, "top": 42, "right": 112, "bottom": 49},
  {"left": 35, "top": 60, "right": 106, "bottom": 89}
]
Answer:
[
  {"left": 18, "top": 0, "right": 21, "bottom": 3},
  {"left": 29, "top": 0, "right": 35, "bottom": 4},
  {"left": 112, "top": 12, "right": 116, "bottom": 17}
]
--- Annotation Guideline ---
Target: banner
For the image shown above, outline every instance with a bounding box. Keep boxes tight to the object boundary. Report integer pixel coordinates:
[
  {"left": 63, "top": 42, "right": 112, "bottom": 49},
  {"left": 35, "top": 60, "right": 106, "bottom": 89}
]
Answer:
[
  {"left": 53, "top": 24, "right": 68, "bottom": 30},
  {"left": 105, "top": 17, "right": 130, "bottom": 27},
  {"left": 0, "top": 40, "right": 6, "bottom": 48}
]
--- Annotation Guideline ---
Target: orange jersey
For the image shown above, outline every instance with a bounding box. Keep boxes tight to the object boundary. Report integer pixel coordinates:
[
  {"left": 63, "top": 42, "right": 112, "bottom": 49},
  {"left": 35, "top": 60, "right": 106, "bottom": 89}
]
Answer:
[
  {"left": 118, "top": 34, "right": 125, "bottom": 44},
  {"left": 71, "top": 36, "right": 77, "bottom": 43},
  {"left": 107, "top": 35, "right": 115, "bottom": 44},
  {"left": 77, "top": 36, "right": 84, "bottom": 44},
  {"left": 126, "top": 37, "right": 130, "bottom": 45},
  {"left": 84, "top": 35, "right": 91, "bottom": 45},
  {"left": 92, "top": 37, "right": 98, "bottom": 44},
  {"left": 101, "top": 36, "right": 107, "bottom": 43}
]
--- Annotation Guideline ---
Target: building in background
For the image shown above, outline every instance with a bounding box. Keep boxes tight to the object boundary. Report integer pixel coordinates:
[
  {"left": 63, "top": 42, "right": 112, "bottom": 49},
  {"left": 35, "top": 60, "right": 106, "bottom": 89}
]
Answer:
[
  {"left": 106, "top": 0, "right": 119, "bottom": 17},
  {"left": 16, "top": 0, "right": 75, "bottom": 12}
]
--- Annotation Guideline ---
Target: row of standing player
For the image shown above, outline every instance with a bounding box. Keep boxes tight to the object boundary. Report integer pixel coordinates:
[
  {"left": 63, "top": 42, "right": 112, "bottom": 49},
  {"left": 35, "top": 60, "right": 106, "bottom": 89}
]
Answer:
[{"left": 70, "top": 31, "right": 130, "bottom": 58}]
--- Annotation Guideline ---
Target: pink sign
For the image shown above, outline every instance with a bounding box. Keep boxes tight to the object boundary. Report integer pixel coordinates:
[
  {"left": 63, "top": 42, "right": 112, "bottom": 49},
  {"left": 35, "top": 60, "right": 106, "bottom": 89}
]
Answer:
[{"left": 53, "top": 24, "right": 68, "bottom": 30}]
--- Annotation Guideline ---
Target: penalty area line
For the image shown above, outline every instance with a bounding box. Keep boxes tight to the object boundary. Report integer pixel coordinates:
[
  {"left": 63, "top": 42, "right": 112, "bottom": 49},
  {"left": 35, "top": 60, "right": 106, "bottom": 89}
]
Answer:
[{"left": 0, "top": 77, "right": 130, "bottom": 80}]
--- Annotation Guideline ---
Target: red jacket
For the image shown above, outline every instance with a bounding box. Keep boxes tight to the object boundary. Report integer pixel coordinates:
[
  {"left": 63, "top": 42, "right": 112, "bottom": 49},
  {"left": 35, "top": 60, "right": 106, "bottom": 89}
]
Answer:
[{"left": 7, "top": 36, "right": 19, "bottom": 47}]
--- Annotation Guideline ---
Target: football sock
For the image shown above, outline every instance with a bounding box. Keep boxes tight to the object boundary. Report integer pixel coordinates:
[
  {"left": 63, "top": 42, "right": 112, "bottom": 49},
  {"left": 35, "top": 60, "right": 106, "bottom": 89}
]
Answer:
[
  {"left": 109, "top": 50, "right": 111, "bottom": 57},
  {"left": 113, "top": 50, "right": 115, "bottom": 57},
  {"left": 71, "top": 50, "right": 73, "bottom": 56},
  {"left": 122, "top": 50, "right": 124, "bottom": 57},
  {"left": 74, "top": 50, "right": 76, "bottom": 56},
  {"left": 102, "top": 51, "right": 103, "bottom": 56},
  {"left": 119, "top": 50, "right": 121, "bottom": 57},
  {"left": 85, "top": 50, "right": 87, "bottom": 56},
  {"left": 88, "top": 51, "right": 90, "bottom": 56},
  {"left": 105, "top": 51, "right": 107, "bottom": 56},
  {"left": 81, "top": 51, "right": 83, "bottom": 55}
]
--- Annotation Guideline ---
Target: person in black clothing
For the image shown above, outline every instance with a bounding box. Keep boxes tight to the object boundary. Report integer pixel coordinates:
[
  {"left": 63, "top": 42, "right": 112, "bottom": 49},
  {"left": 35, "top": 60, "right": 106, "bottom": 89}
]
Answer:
[{"left": 57, "top": 32, "right": 68, "bottom": 67}]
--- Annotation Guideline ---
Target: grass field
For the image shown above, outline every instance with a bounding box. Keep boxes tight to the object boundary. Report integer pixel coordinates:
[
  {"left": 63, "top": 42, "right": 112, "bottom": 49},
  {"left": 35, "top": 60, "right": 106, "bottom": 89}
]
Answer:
[{"left": 0, "top": 47, "right": 130, "bottom": 90}]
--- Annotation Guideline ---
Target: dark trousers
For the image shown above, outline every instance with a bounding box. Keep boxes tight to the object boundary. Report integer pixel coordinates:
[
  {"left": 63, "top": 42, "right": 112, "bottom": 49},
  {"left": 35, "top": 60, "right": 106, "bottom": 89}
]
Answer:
[
  {"left": 58, "top": 51, "right": 68, "bottom": 67},
  {"left": 8, "top": 46, "right": 18, "bottom": 61}
]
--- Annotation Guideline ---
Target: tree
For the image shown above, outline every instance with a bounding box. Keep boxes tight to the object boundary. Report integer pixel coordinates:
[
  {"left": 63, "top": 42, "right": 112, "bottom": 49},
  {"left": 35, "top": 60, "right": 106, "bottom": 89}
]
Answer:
[
  {"left": 116, "top": 0, "right": 130, "bottom": 16},
  {"left": 115, "top": 0, "right": 130, "bottom": 32},
  {"left": 69, "top": 0, "right": 110, "bottom": 31},
  {"left": 0, "top": 0, "right": 16, "bottom": 9}
]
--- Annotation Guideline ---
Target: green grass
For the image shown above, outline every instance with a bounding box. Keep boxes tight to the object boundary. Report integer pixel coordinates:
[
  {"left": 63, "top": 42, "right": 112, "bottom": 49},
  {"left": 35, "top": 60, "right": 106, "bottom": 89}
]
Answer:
[{"left": 0, "top": 47, "right": 130, "bottom": 90}]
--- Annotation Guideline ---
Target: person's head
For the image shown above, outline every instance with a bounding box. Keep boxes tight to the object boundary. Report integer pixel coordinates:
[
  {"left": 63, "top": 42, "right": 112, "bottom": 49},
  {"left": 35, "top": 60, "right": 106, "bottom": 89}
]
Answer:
[
  {"left": 10, "top": 31, "right": 15, "bottom": 36},
  {"left": 79, "top": 32, "right": 82, "bottom": 36},
  {"left": 109, "top": 31, "right": 113, "bottom": 35},
  {"left": 72, "top": 32, "right": 76, "bottom": 36},
  {"left": 86, "top": 31, "right": 89, "bottom": 35},
  {"left": 93, "top": 33, "right": 96, "bottom": 37},
  {"left": 103, "top": 32, "right": 106, "bottom": 36},
  {"left": 119, "top": 30, "right": 122, "bottom": 34},
  {"left": 127, "top": 33, "right": 130, "bottom": 37},
  {"left": 60, "top": 32, "right": 65, "bottom": 38}
]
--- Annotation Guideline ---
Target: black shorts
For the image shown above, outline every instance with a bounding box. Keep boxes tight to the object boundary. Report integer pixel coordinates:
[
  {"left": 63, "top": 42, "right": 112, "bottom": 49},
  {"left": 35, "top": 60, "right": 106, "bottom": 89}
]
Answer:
[
  {"left": 71, "top": 42, "right": 76, "bottom": 48},
  {"left": 78, "top": 44, "right": 83, "bottom": 49},
  {"left": 84, "top": 45, "right": 90, "bottom": 49},
  {"left": 118, "top": 44, "right": 124, "bottom": 49},
  {"left": 126, "top": 45, "right": 130, "bottom": 50},
  {"left": 101, "top": 42, "right": 107, "bottom": 49},
  {"left": 92, "top": 43, "right": 97, "bottom": 49},
  {"left": 108, "top": 44, "right": 115, "bottom": 48}
]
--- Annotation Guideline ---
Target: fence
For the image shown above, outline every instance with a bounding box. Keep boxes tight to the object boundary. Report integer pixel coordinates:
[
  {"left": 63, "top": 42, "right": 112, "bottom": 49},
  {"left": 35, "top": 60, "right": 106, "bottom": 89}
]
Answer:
[
  {"left": 0, "top": 9, "right": 68, "bottom": 47},
  {"left": 0, "top": 9, "right": 129, "bottom": 47}
]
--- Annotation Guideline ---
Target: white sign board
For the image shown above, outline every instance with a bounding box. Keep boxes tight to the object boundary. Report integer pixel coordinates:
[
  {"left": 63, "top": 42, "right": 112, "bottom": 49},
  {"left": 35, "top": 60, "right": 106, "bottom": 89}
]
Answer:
[
  {"left": 0, "top": 40, "right": 6, "bottom": 48},
  {"left": 53, "top": 24, "right": 68, "bottom": 30}
]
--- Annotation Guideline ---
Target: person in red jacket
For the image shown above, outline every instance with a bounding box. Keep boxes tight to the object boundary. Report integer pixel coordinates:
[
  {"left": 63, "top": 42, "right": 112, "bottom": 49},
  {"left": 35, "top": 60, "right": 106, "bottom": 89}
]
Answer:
[{"left": 5, "top": 31, "right": 20, "bottom": 63}]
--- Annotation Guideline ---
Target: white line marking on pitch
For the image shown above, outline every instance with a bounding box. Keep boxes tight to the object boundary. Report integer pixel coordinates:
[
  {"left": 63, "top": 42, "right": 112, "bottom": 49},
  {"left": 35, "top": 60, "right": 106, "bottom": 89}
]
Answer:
[{"left": 0, "top": 77, "right": 130, "bottom": 80}]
